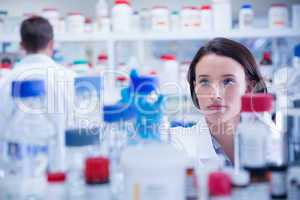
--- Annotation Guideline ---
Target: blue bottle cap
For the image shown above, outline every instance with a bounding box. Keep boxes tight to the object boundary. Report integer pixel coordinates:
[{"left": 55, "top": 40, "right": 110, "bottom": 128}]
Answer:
[
  {"left": 131, "top": 75, "right": 159, "bottom": 94},
  {"left": 11, "top": 80, "right": 45, "bottom": 98},
  {"left": 294, "top": 44, "right": 300, "bottom": 58},
  {"left": 103, "top": 103, "right": 135, "bottom": 123},
  {"left": 65, "top": 127, "right": 100, "bottom": 147},
  {"left": 241, "top": 4, "right": 252, "bottom": 9},
  {"left": 75, "top": 76, "right": 102, "bottom": 95}
]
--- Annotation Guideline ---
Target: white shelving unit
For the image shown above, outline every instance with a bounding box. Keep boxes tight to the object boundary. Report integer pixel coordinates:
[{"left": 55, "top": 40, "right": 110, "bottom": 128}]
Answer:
[{"left": 1, "top": 28, "right": 299, "bottom": 68}]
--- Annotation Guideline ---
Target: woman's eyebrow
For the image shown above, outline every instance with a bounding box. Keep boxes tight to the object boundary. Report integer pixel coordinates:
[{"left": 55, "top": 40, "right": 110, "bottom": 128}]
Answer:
[
  {"left": 222, "top": 74, "right": 236, "bottom": 77},
  {"left": 197, "top": 75, "right": 209, "bottom": 78}
]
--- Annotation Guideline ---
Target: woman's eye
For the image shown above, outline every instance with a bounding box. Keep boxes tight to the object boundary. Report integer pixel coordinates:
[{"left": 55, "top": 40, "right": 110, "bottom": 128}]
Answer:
[
  {"left": 198, "top": 79, "right": 210, "bottom": 86},
  {"left": 223, "top": 78, "right": 235, "bottom": 85}
]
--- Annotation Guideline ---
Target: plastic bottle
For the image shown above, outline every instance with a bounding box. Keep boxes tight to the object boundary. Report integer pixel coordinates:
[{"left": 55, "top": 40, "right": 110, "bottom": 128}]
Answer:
[
  {"left": 201, "top": 5, "right": 213, "bottom": 31},
  {"left": 269, "top": 165, "right": 287, "bottom": 199},
  {"left": 95, "top": 0, "right": 109, "bottom": 32},
  {"left": 269, "top": 3, "right": 289, "bottom": 29},
  {"left": 85, "top": 157, "right": 110, "bottom": 200},
  {"left": 102, "top": 103, "right": 136, "bottom": 199},
  {"left": 151, "top": 6, "right": 170, "bottom": 32},
  {"left": 208, "top": 171, "right": 232, "bottom": 200},
  {"left": 132, "top": 11, "right": 140, "bottom": 32},
  {"left": 94, "top": 53, "right": 108, "bottom": 75},
  {"left": 160, "top": 54, "right": 179, "bottom": 95},
  {"left": 65, "top": 127, "right": 101, "bottom": 199},
  {"left": 72, "top": 59, "right": 90, "bottom": 75},
  {"left": 66, "top": 12, "right": 85, "bottom": 33},
  {"left": 180, "top": 6, "right": 199, "bottom": 31},
  {"left": 171, "top": 11, "right": 180, "bottom": 31},
  {"left": 292, "top": 4, "right": 300, "bottom": 29},
  {"left": 1, "top": 80, "right": 56, "bottom": 199},
  {"left": 46, "top": 172, "right": 67, "bottom": 200},
  {"left": 259, "top": 52, "right": 274, "bottom": 92},
  {"left": 112, "top": 0, "right": 132, "bottom": 32},
  {"left": 212, "top": 0, "right": 232, "bottom": 30},
  {"left": 239, "top": 4, "right": 254, "bottom": 29},
  {"left": 237, "top": 94, "right": 273, "bottom": 169},
  {"left": 247, "top": 168, "right": 270, "bottom": 200},
  {"left": 140, "top": 8, "right": 151, "bottom": 32},
  {"left": 74, "top": 76, "right": 102, "bottom": 129}
]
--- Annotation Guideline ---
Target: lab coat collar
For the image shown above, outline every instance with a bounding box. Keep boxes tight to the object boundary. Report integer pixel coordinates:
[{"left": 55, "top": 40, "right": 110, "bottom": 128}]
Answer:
[{"left": 15, "top": 53, "right": 57, "bottom": 68}]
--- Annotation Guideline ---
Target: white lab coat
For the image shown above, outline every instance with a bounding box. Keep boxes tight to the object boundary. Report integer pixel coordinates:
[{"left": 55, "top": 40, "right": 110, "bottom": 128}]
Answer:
[
  {"left": 169, "top": 115, "right": 220, "bottom": 167},
  {"left": 0, "top": 54, "right": 76, "bottom": 170}
]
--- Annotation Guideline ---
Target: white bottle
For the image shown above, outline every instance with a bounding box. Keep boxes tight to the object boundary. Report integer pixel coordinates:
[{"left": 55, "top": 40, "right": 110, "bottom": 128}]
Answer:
[
  {"left": 171, "top": 11, "right": 180, "bottom": 32},
  {"left": 180, "top": 6, "right": 197, "bottom": 31},
  {"left": 269, "top": 3, "right": 289, "bottom": 29},
  {"left": 96, "top": 0, "right": 109, "bottom": 32},
  {"left": 132, "top": 11, "right": 140, "bottom": 32},
  {"left": 151, "top": 6, "right": 170, "bottom": 32},
  {"left": 160, "top": 54, "right": 179, "bottom": 95},
  {"left": 42, "top": 8, "right": 60, "bottom": 34},
  {"left": 201, "top": 5, "right": 213, "bottom": 31},
  {"left": 292, "top": 4, "right": 300, "bottom": 29},
  {"left": 239, "top": 4, "right": 254, "bottom": 29},
  {"left": 66, "top": 12, "right": 85, "bottom": 33},
  {"left": 1, "top": 80, "right": 56, "bottom": 199},
  {"left": 237, "top": 94, "right": 273, "bottom": 169},
  {"left": 212, "top": 0, "right": 232, "bottom": 30},
  {"left": 112, "top": 0, "right": 132, "bottom": 32}
]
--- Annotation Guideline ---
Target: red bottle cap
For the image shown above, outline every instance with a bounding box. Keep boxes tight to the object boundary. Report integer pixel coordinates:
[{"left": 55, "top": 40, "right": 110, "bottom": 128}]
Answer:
[
  {"left": 85, "top": 156, "right": 109, "bottom": 184},
  {"left": 241, "top": 93, "right": 273, "bottom": 112},
  {"left": 208, "top": 172, "right": 232, "bottom": 197},
  {"left": 201, "top": 5, "right": 212, "bottom": 10},
  {"left": 160, "top": 54, "right": 176, "bottom": 61},
  {"left": 47, "top": 172, "right": 66, "bottom": 183},
  {"left": 115, "top": 0, "right": 130, "bottom": 5},
  {"left": 98, "top": 53, "right": 108, "bottom": 61}
]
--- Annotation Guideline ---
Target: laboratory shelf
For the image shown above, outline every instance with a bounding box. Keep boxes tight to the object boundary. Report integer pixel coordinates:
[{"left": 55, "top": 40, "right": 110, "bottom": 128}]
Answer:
[{"left": 1, "top": 28, "right": 299, "bottom": 42}]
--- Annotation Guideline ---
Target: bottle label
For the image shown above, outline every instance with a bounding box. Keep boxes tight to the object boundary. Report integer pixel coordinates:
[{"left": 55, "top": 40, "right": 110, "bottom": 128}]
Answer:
[{"left": 6, "top": 142, "right": 48, "bottom": 176}]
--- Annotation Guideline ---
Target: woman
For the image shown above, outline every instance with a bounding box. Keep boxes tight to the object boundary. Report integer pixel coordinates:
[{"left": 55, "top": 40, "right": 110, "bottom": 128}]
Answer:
[{"left": 170, "top": 38, "right": 268, "bottom": 166}]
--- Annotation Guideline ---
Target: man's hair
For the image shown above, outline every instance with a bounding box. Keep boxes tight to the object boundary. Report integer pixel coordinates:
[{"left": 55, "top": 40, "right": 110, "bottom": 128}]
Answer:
[{"left": 20, "top": 16, "right": 53, "bottom": 53}]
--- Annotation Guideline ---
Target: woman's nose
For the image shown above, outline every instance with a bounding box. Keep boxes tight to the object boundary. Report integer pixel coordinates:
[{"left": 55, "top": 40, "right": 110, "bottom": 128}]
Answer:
[{"left": 211, "top": 84, "right": 223, "bottom": 100}]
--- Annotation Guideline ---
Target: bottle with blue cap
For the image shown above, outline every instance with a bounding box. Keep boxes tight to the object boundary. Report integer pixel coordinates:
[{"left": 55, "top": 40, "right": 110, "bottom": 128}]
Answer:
[
  {"left": 239, "top": 3, "right": 253, "bottom": 29},
  {"left": 0, "top": 80, "right": 56, "bottom": 199},
  {"left": 102, "top": 102, "right": 136, "bottom": 199},
  {"left": 73, "top": 76, "right": 102, "bottom": 129}
]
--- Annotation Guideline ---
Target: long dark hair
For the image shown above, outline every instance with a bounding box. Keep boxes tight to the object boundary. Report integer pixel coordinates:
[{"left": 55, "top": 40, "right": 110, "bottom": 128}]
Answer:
[{"left": 187, "top": 38, "right": 267, "bottom": 109}]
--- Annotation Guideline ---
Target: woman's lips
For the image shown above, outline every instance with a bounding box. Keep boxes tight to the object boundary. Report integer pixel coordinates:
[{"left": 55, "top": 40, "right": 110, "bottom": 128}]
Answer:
[{"left": 207, "top": 104, "right": 227, "bottom": 110}]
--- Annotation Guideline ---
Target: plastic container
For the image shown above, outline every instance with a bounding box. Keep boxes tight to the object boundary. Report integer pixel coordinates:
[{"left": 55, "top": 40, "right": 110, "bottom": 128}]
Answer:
[
  {"left": 132, "top": 11, "right": 140, "bottom": 32},
  {"left": 121, "top": 143, "right": 187, "bottom": 200},
  {"left": 212, "top": 0, "right": 232, "bottom": 30},
  {"left": 160, "top": 54, "right": 179, "bottom": 95},
  {"left": 42, "top": 8, "right": 60, "bottom": 33},
  {"left": 112, "top": 0, "right": 132, "bottom": 32},
  {"left": 269, "top": 3, "right": 289, "bottom": 29},
  {"left": 66, "top": 12, "right": 85, "bottom": 33},
  {"left": 85, "top": 157, "right": 110, "bottom": 200},
  {"left": 171, "top": 11, "right": 180, "bottom": 31},
  {"left": 237, "top": 94, "right": 273, "bottom": 169},
  {"left": 72, "top": 59, "right": 90, "bottom": 74},
  {"left": 46, "top": 172, "right": 66, "bottom": 200},
  {"left": 239, "top": 4, "right": 254, "bottom": 29},
  {"left": 151, "top": 6, "right": 170, "bottom": 32},
  {"left": 1, "top": 80, "right": 56, "bottom": 199},
  {"left": 96, "top": 0, "right": 109, "bottom": 32},
  {"left": 140, "top": 8, "right": 151, "bottom": 32},
  {"left": 292, "top": 4, "right": 300, "bottom": 29},
  {"left": 201, "top": 5, "right": 213, "bottom": 31},
  {"left": 180, "top": 6, "right": 200, "bottom": 31},
  {"left": 208, "top": 171, "right": 232, "bottom": 200},
  {"left": 103, "top": 103, "right": 136, "bottom": 199},
  {"left": 269, "top": 165, "right": 287, "bottom": 199}
]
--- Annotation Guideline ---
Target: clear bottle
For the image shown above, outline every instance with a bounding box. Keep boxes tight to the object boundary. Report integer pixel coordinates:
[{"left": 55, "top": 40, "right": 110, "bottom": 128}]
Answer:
[
  {"left": 208, "top": 171, "right": 232, "bottom": 200},
  {"left": 46, "top": 172, "right": 66, "bottom": 200},
  {"left": 65, "top": 127, "right": 101, "bottom": 199},
  {"left": 239, "top": 4, "right": 254, "bottom": 29},
  {"left": 102, "top": 102, "right": 136, "bottom": 199},
  {"left": 237, "top": 94, "right": 273, "bottom": 169},
  {"left": 74, "top": 76, "right": 102, "bottom": 129},
  {"left": 1, "top": 80, "right": 56, "bottom": 199},
  {"left": 85, "top": 157, "right": 110, "bottom": 200}
]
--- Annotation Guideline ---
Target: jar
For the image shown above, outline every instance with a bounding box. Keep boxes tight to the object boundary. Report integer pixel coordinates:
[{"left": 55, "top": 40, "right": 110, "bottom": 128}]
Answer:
[
  {"left": 66, "top": 12, "right": 85, "bottom": 33},
  {"left": 269, "top": 4, "right": 289, "bottom": 29},
  {"left": 180, "top": 6, "right": 200, "bottom": 31},
  {"left": 151, "top": 6, "right": 170, "bottom": 32},
  {"left": 212, "top": 0, "right": 232, "bottom": 30},
  {"left": 239, "top": 4, "right": 254, "bottom": 29},
  {"left": 112, "top": 0, "right": 132, "bottom": 32}
]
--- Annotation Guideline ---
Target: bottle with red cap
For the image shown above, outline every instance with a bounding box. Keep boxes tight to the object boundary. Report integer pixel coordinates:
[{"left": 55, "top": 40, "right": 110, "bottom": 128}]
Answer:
[
  {"left": 159, "top": 54, "right": 179, "bottom": 95},
  {"left": 259, "top": 52, "right": 274, "bottom": 93},
  {"left": 46, "top": 172, "right": 66, "bottom": 200},
  {"left": 208, "top": 171, "right": 232, "bottom": 200},
  {"left": 85, "top": 156, "right": 110, "bottom": 200},
  {"left": 201, "top": 5, "right": 213, "bottom": 31},
  {"left": 112, "top": 0, "right": 132, "bottom": 32},
  {"left": 236, "top": 93, "right": 273, "bottom": 170}
]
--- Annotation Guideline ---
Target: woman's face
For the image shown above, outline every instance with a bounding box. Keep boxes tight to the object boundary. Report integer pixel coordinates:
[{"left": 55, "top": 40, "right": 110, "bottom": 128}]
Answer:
[{"left": 194, "top": 54, "right": 248, "bottom": 124}]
